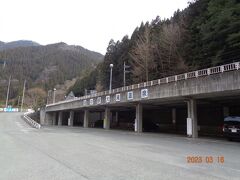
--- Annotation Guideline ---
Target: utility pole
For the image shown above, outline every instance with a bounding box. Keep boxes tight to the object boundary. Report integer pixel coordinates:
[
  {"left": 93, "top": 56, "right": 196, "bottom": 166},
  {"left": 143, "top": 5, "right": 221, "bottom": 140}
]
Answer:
[
  {"left": 21, "top": 80, "right": 26, "bottom": 112},
  {"left": 17, "top": 96, "right": 21, "bottom": 107},
  {"left": 5, "top": 75, "right": 11, "bottom": 108},
  {"left": 123, "top": 61, "right": 130, "bottom": 87},
  {"left": 46, "top": 94, "right": 48, "bottom": 105},
  {"left": 47, "top": 90, "right": 50, "bottom": 105}
]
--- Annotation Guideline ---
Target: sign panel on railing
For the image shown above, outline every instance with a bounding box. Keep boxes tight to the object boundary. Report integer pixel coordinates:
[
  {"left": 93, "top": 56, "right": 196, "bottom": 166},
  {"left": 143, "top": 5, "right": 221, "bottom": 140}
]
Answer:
[
  {"left": 141, "top": 89, "right": 148, "bottom": 98},
  {"left": 97, "top": 97, "right": 101, "bottom": 104},
  {"left": 127, "top": 91, "right": 133, "bottom": 100},
  {"left": 116, "top": 94, "right": 121, "bottom": 102},
  {"left": 90, "top": 99, "right": 94, "bottom": 105},
  {"left": 106, "top": 96, "right": 110, "bottom": 103}
]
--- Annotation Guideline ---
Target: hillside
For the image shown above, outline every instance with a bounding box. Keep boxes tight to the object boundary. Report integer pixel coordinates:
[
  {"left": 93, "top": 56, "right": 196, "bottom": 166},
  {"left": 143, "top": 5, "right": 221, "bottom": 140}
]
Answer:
[
  {"left": 0, "top": 40, "right": 40, "bottom": 51},
  {"left": 0, "top": 42, "right": 103, "bottom": 108},
  {"left": 70, "top": 0, "right": 240, "bottom": 96}
]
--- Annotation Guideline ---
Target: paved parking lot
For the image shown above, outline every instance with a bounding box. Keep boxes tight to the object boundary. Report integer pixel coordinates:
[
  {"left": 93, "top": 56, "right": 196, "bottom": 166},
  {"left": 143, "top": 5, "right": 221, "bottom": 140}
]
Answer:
[{"left": 0, "top": 113, "right": 240, "bottom": 180}]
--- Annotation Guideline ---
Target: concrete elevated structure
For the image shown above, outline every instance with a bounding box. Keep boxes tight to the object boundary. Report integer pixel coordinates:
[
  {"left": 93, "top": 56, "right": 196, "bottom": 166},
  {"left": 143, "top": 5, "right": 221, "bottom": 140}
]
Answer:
[{"left": 41, "top": 62, "right": 240, "bottom": 138}]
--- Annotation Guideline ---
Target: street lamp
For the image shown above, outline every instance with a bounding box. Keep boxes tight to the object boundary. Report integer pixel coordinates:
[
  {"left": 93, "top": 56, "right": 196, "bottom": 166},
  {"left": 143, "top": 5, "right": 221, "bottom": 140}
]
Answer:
[
  {"left": 109, "top": 64, "right": 113, "bottom": 91},
  {"left": 53, "top": 88, "right": 56, "bottom": 103}
]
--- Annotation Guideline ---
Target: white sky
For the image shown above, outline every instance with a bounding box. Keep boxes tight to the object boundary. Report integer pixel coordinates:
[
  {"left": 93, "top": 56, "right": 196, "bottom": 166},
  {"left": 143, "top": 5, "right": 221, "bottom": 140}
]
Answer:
[{"left": 0, "top": 0, "right": 189, "bottom": 54}]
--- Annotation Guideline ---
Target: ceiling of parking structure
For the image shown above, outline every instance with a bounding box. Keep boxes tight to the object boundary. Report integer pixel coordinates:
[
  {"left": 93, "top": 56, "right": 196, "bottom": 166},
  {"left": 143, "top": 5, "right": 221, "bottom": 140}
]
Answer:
[
  {"left": 191, "top": 90, "right": 240, "bottom": 100},
  {"left": 139, "top": 98, "right": 187, "bottom": 107},
  {"left": 72, "top": 105, "right": 135, "bottom": 112},
  {"left": 109, "top": 107, "right": 135, "bottom": 111},
  {"left": 138, "top": 95, "right": 240, "bottom": 108},
  {"left": 74, "top": 107, "right": 105, "bottom": 112},
  {"left": 197, "top": 96, "right": 240, "bottom": 106},
  {"left": 142, "top": 104, "right": 186, "bottom": 109}
]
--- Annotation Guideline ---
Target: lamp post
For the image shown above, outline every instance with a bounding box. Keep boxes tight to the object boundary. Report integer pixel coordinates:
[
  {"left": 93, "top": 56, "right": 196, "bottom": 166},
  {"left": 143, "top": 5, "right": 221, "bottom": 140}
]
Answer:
[
  {"left": 109, "top": 64, "right": 113, "bottom": 91},
  {"left": 53, "top": 88, "right": 56, "bottom": 103}
]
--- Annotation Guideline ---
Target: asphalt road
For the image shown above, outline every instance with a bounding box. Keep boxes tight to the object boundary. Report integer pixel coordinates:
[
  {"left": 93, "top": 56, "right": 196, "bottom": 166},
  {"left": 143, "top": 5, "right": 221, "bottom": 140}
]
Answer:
[{"left": 0, "top": 113, "right": 240, "bottom": 180}]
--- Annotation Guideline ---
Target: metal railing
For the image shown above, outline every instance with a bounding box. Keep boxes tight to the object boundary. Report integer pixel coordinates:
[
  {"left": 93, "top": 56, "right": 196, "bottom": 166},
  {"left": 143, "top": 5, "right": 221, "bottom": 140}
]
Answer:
[
  {"left": 23, "top": 112, "right": 41, "bottom": 129},
  {"left": 47, "top": 61, "right": 240, "bottom": 107}
]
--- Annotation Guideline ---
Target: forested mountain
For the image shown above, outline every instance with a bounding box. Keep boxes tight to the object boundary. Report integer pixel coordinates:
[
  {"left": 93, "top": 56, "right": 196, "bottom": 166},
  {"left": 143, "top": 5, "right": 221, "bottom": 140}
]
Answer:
[
  {"left": 0, "top": 42, "right": 103, "bottom": 108},
  {"left": 70, "top": 0, "right": 240, "bottom": 96},
  {"left": 0, "top": 40, "right": 40, "bottom": 50}
]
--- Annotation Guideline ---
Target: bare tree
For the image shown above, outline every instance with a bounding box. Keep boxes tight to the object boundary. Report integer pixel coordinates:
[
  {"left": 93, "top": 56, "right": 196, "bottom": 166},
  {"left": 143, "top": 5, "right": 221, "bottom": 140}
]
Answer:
[
  {"left": 26, "top": 88, "right": 46, "bottom": 110},
  {"left": 154, "top": 23, "right": 187, "bottom": 77},
  {"left": 129, "top": 26, "right": 156, "bottom": 82}
]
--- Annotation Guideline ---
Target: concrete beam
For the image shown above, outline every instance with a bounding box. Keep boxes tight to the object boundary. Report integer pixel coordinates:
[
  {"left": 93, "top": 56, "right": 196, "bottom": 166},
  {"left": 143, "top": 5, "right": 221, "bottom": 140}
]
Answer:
[
  {"left": 83, "top": 110, "right": 89, "bottom": 128},
  {"left": 104, "top": 107, "right": 110, "bottom": 129},
  {"left": 68, "top": 111, "right": 74, "bottom": 126},
  {"left": 187, "top": 99, "right": 198, "bottom": 138},
  {"left": 135, "top": 103, "right": 143, "bottom": 133},
  {"left": 58, "top": 112, "right": 63, "bottom": 126}
]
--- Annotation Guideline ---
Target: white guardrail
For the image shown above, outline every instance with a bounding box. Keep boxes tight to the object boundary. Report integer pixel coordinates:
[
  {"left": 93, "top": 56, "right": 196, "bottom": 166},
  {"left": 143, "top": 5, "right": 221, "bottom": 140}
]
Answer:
[
  {"left": 47, "top": 61, "right": 240, "bottom": 106},
  {"left": 23, "top": 112, "right": 41, "bottom": 129}
]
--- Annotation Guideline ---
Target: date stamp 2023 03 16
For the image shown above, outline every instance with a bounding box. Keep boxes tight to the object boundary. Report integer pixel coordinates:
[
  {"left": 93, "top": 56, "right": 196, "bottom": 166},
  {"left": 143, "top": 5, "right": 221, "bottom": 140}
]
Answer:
[{"left": 186, "top": 156, "right": 225, "bottom": 164}]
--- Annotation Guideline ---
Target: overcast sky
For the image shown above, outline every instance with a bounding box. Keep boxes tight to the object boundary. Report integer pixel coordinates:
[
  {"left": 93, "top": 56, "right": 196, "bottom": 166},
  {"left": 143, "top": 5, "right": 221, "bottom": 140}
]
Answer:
[{"left": 0, "top": 0, "right": 189, "bottom": 54}]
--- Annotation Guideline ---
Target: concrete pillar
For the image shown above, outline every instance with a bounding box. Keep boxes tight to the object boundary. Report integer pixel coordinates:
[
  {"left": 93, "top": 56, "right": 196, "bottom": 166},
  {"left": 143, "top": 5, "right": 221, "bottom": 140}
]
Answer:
[
  {"left": 58, "top": 112, "right": 63, "bottom": 126},
  {"left": 84, "top": 110, "right": 89, "bottom": 128},
  {"left": 172, "top": 108, "right": 176, "bottom": 124},
  {"left": 187, "top": 99, "right": 198, "bottom": 138},
  {"left": 52, "top": 112, "right": 57, "bottom": 125},
  {"left": 104, "top": 107, "right": 110, "bottom": 129},
  {"left": 45, "top": 112, "right": 53, "bottom": 125},
  {"left": 116, "top": 112, "right": 119, "bottom": 123},
  {"left": 135, "top": 103, "right": 143, "bottom": 133},
  {"left": 191, "top": 99, "right": 198, "bottom": 138},
  {"left": 68, "top": 111, "right": 74, "bottom": 126},
  {"left": 40, "top": 108, "right": 46, "bottom": 125},
  {"left": 45, "top": 113, "right": 49, "bottom": 125},
  {"left": 223, "top": 107, "right": 229, "bottom": 117}
]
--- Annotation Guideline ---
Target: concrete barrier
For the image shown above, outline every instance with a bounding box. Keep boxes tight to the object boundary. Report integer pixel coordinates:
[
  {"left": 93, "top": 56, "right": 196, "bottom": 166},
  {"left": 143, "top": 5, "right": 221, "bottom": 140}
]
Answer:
[{"left": 23, "top": 112, "right": 41, "bottom": 129}]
